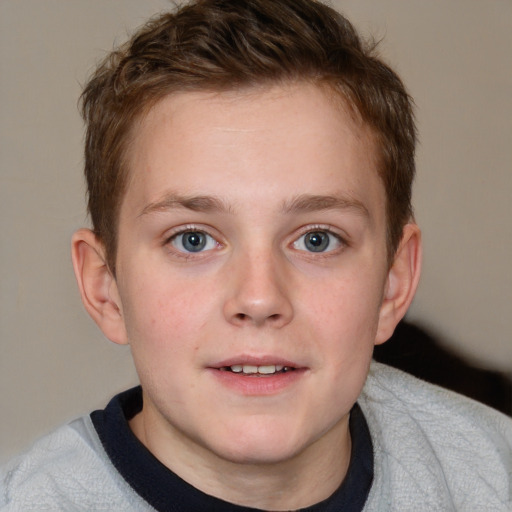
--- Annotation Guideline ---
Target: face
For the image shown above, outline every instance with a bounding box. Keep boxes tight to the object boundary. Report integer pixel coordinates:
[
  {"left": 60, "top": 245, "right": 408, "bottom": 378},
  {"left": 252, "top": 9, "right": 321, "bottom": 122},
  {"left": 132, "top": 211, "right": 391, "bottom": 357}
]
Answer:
[{"left": 113, "top": 83, "right": 391, "bottom": 470}]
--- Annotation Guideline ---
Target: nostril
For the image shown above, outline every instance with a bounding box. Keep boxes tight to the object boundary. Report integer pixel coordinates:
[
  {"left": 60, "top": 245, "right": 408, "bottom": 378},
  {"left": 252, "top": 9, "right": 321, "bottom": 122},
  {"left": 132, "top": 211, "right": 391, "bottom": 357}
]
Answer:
[{"left": 234, "top": 312, "right": 281, "bottom": 323}]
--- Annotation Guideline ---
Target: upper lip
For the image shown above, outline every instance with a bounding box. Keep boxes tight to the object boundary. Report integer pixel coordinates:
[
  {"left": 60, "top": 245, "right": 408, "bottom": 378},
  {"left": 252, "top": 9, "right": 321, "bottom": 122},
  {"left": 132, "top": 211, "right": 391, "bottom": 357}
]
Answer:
[{"left": 209, "top": 355, "right": 304, "bottom": 369}]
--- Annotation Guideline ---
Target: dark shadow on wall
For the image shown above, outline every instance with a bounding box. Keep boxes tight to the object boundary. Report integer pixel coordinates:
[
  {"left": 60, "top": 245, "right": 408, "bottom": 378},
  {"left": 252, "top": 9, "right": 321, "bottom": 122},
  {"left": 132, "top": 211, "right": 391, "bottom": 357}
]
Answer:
[{"left": 373, "top": 320, "right": 512, "bottom": 416}]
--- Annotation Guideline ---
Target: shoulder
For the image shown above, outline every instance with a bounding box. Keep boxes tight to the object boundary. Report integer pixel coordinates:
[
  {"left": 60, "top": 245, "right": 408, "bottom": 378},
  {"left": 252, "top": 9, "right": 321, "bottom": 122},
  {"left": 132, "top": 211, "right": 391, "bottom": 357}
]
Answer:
[
  {"left": 0, "top": 416, "right": 150, "bottom": 511},
  {"left": 360, "top": 362, "right": 512, "bottom": 511}
]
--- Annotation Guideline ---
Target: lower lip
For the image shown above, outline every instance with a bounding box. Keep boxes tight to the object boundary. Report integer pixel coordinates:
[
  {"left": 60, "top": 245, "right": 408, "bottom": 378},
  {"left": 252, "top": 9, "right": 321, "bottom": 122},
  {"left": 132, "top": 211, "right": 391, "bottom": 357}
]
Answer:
[{"left": 208, "top": 368, "right": 306, "bottom": 395}]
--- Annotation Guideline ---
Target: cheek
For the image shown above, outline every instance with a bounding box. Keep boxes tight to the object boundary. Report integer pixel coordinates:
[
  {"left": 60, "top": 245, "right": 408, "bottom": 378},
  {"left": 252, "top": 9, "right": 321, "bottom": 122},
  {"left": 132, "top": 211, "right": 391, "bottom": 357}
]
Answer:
[
  {"left": 120, "top": 270, "right": 215, "bottom": 355},
  {"left": 121, "top": 281, "right": 206, "bottom": 396},
  {"left": 305, "top": 272, "right": 384, "bottom": 338},
  {"left": 306, "top": 275, "right": 382, "bottom": 396}
]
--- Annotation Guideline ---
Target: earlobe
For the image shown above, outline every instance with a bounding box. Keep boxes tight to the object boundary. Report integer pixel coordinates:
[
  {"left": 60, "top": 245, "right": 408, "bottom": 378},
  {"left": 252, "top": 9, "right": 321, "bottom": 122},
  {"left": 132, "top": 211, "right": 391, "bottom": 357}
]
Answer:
[
  {"left": 71, "top": 229, "right": 128, "bottom": 345},
  {"left": 375, "top": 223, "right": 422, "bottom": 345}
]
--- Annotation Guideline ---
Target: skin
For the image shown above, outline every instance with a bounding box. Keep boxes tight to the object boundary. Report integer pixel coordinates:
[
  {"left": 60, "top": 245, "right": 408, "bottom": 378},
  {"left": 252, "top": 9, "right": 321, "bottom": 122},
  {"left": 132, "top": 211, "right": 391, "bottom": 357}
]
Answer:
[{"left": 72, "top": 82, "right": 421, "bottom": 510}]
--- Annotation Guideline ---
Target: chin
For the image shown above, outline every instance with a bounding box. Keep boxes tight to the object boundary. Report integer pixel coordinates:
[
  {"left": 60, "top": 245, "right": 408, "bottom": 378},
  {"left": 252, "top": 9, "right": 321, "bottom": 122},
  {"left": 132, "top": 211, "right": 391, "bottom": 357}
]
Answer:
[
  {"left": 217, "top": 443, "right": 303, "bottom": 466},
  {"left": 205, "top": 419, "right": 311, "bottom": 465}
]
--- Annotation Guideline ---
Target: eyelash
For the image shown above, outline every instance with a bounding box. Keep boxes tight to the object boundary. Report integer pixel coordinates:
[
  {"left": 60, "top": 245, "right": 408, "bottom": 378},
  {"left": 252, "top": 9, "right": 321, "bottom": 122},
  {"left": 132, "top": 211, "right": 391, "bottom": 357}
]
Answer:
[
  {"left": 292, "top": 225, "right": 346, "bottom": 255},
  {"left": 163, "top": 224, "right": 347, "bottom": 258},
  {"left": 164, "top": 226, "right": 222, "bottom": 259}
]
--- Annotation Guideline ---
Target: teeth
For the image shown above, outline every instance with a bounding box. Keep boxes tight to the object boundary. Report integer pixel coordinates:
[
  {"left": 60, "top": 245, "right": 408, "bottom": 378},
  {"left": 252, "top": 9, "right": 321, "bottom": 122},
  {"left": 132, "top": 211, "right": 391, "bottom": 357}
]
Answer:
[
  {"left": 258, "top": 365, "right": 276, "bottom": 374},
  {"left": 228, "top": 364, "right": 288, "bottom": 375}
]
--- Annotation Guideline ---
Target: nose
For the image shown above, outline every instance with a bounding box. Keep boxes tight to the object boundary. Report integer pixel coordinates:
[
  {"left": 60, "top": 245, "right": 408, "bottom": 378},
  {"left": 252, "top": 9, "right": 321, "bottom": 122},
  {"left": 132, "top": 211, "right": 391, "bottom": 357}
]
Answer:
[{"left": 223, "top": 250, "right": 294, "bottom": 328}]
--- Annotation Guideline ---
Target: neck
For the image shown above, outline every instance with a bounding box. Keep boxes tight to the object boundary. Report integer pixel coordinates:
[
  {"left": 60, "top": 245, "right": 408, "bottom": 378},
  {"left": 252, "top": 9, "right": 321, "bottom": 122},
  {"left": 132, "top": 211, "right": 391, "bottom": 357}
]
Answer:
[{"left": 130, "top": 407, "right": 352, "bottom": 510}]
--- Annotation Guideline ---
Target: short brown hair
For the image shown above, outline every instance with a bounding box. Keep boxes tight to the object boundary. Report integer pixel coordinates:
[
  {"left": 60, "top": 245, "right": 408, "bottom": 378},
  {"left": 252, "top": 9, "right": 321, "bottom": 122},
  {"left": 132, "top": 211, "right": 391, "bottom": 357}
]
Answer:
[{"left": 81, "top": 0, "right": 416, "bottom": 272}]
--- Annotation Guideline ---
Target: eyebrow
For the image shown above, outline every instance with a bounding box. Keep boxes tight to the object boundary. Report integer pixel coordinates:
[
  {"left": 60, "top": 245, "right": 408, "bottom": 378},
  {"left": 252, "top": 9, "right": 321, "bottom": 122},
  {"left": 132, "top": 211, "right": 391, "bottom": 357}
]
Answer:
[
  {"left": 139, "top": 192, "right": 369, "bottom": 218},
  {"left": 281, "top": 194, "right": 370, "bottom": 217},
  {"left": 139, "top": 193, "right": 232, "bottom": 217}
]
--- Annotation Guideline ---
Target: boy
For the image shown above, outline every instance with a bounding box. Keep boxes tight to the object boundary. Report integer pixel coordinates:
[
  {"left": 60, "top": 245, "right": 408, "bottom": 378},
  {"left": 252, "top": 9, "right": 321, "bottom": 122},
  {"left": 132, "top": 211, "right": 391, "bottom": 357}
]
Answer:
[{"left": 1, "top": 0, "right": 511, "bottom": 510}]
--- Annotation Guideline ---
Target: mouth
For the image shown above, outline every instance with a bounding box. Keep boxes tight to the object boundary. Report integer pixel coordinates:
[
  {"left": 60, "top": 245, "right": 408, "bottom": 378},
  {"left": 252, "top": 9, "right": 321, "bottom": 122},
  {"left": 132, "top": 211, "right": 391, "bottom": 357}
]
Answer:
[
  {"left": 209, "top": 358, "right": 305, "bottom": 394},
  {"left": 218, "top": 364, "right": 296, "bottom": 376}
]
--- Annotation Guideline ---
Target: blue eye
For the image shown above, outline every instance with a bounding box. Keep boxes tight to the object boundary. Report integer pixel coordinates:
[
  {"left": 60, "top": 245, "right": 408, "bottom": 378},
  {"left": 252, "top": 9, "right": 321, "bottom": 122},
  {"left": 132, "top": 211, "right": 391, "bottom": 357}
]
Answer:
[
  {"left": 171, "top": 231, "right": 217, "bottom": 253},
  {"left": 293, "top": 230, "right": 341, "bottom": 253}
]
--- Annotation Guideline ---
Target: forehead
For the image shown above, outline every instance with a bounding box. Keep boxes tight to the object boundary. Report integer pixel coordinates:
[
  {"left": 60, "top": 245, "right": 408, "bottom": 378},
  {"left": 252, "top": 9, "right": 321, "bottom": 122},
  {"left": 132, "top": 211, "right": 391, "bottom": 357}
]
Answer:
[{"left": 122, "top": 82, "right": 383, "bottom": 218}]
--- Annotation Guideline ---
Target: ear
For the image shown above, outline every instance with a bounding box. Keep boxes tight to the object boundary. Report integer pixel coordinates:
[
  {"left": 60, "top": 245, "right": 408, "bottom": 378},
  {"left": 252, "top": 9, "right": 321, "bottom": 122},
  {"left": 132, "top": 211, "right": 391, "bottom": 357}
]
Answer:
[
  {"left": 375, "top": 223, "right": 422, "bottom": 345},
  {"left": 71, "top": 228, "right": 128, "bottom": 345}
]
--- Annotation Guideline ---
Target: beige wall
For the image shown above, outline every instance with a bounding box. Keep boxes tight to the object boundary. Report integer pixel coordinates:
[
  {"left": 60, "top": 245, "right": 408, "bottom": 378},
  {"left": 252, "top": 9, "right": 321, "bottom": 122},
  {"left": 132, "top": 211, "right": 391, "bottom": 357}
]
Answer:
[{"left": 1, "top": 0, "right": 511, "bottom": 462}]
